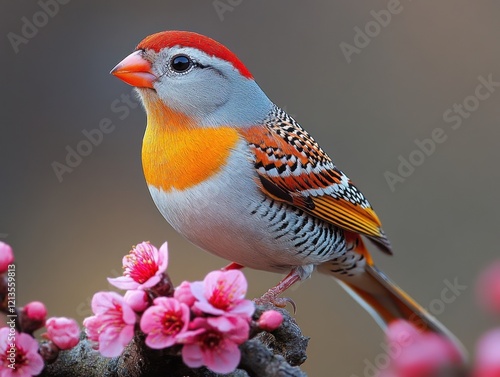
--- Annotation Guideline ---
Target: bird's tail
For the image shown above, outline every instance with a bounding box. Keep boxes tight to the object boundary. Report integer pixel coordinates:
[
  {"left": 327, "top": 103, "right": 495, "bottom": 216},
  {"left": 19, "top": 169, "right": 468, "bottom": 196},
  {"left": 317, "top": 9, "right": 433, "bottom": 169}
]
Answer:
[{"left": 318, "top": 240, "right": 466, "bottom": 360}]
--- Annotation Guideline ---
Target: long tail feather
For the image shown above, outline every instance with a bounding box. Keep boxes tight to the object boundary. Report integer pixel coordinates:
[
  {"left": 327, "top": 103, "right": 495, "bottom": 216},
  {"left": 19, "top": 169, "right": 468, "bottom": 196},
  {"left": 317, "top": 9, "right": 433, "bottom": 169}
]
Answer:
[
  {"left": 318, "top": 235, "right": 467, "bottom": 361},
  {"left": 331, "top": 263, "right": 467, "bottom": 361}
]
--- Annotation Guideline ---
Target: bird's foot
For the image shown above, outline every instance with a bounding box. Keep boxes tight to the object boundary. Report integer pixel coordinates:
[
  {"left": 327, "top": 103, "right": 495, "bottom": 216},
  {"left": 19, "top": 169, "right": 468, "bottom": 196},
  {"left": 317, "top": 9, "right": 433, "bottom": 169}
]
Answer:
[
  {"left": 253, "top": 269, "right": 302, "bottom": 312},
  {"left": 254, "top": 291, "right": 296, "bottom": 312}
]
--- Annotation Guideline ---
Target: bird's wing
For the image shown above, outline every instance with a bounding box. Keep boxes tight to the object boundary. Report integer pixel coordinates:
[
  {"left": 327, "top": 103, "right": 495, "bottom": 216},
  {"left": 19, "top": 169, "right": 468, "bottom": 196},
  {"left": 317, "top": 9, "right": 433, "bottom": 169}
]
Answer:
[{"left": 240, "top": 109, "right": 391, "bottom": 254}]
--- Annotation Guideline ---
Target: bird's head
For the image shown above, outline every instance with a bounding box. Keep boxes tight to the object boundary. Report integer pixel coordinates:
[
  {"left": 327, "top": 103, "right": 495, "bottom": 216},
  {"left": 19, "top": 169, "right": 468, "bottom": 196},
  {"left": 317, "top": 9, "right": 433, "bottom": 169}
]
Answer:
[{"left": 111, "top": 30, "right": 272, "bottom": 127}]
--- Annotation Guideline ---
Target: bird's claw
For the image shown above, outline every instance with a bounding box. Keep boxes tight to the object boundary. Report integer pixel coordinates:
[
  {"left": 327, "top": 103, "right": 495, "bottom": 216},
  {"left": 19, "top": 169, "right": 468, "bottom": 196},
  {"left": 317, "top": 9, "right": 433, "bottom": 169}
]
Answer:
[{"left": 254, "top": 293, "right": 297, "bottom": 313}]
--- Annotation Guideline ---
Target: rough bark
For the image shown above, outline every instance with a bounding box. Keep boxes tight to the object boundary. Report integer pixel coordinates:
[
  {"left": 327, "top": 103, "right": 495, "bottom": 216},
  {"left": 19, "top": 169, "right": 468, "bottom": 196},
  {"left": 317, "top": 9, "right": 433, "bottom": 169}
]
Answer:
[{"left": 41, "top": 305, "right": 309, "bottom": 377}]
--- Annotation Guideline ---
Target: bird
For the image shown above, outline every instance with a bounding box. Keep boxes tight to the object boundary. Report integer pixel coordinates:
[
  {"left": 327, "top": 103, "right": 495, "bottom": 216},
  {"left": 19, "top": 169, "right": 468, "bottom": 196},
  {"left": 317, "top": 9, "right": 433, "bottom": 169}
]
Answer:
[{"left": 110, "top": 30, "right": 463, "bottom": 347}]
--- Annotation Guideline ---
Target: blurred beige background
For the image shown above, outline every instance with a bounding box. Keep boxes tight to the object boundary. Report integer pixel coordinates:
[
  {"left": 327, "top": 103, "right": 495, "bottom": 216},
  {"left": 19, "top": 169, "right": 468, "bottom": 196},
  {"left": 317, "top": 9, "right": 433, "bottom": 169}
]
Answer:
[{"left": 1, "top": 1, "right": 500, "bottom": 375}]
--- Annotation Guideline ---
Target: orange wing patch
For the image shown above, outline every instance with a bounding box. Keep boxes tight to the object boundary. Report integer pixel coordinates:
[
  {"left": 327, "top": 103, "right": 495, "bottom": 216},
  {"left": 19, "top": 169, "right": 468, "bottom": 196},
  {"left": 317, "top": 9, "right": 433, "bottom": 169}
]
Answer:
[
  {"left": 311, "top": 196, "right": 382, "bottom": 238},
  {"left": 240, "top": 115, "right": 391, "bottom": 254}
]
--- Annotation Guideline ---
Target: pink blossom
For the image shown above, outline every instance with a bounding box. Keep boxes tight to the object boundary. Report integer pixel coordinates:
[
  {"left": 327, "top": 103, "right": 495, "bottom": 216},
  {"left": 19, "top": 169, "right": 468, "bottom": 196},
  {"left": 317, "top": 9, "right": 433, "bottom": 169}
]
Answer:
[
  {"left": 124, "top": 290, "right": 149, "bottom": 312},
  {"left": 45, "top": 317, "right": 80, "bottom": 350},
  {"left": 258, "top": 310, "right": 283, "bottom": 332},
  {"left": 476, "top": 261, "right": 500, "bottom": 315},
  {"left": 191, "top": 270, "right": 254, "bottom": 319},
  {"left": 379, "top": 320, "right": 462, "bottom": 377},
  {"left": 0, "top": 242, "right": 14, "bottom": 274},
  {"left": 24, "top": 301, "right": 47, "bottom": 323},
  {"left": 21, "top": 301, "right": 48, "bottom": 334},
  {"left": 108, "top": 242, "right": 168, "bottom": 290},
  {"left": 140, "top": 297, "right": 190, "bottom": 349},
  {"left": 473, "top": 328, "right": 500, "bottom": 377},
  {"left": 0, "top": 327, "right": 44, "bottom": 377},
  {"left": 178, "top": 315, "right": 249, "bottom": 374},
  {"left": 174, "top": 281, "right": 196, "bottom": 307},
  {"left": 83, "top": 291, "right": 136, "bottom": 357},
  {"left": 384, "top": 319, "right": 420, "bottom": 346}
]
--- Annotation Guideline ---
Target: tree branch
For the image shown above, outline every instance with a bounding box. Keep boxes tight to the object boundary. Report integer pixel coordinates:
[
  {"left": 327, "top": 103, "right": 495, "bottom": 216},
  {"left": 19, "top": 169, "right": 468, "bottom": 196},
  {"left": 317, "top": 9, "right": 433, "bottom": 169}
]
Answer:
[{"left": 41, "top": 304, "right": 309, "bottom": 377}]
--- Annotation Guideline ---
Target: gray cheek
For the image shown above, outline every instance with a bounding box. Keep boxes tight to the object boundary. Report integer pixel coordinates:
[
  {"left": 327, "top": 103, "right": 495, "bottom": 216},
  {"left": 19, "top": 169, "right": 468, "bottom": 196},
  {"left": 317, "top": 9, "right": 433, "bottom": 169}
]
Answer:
[{"left": 156, "top": 73, "right": 230, "bottom": 117}]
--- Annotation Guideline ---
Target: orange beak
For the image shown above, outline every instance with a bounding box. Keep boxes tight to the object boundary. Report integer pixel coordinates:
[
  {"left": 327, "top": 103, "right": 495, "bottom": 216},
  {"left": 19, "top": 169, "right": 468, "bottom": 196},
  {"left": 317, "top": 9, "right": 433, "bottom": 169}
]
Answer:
[{"left": 110, "top": 50, "right": 156, "bottom": 88}]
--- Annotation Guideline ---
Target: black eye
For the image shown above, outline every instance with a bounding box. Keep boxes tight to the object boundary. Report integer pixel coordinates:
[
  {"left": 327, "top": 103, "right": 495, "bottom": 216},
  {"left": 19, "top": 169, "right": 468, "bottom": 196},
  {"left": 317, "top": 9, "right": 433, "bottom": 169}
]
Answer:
[{"left": 171, "top": 55, "right": 192, "bottom": 73}]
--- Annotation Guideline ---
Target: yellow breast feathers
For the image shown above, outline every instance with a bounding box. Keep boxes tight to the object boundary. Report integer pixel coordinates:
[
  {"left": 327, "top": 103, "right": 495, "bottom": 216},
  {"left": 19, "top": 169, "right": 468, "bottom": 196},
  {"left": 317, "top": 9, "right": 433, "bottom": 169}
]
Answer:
[{"left": 141, "top": 101, "right": 239, "bottom": 192}]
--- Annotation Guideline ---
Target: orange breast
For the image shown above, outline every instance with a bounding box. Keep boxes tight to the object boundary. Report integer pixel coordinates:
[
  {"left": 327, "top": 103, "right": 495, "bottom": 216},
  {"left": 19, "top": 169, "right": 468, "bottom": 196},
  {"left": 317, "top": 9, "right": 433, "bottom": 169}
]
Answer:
[{"left": 141, "top": 99, "right": 239, "bottom": 192}]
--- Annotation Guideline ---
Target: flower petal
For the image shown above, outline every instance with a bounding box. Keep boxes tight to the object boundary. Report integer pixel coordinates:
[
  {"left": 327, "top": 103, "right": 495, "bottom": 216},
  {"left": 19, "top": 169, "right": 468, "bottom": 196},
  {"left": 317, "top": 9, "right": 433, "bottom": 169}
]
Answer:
[
  {"left": 193, "top": 300, "right": 225, "bottom": 316},
  {"left": 474, "top": 328, "right": 500, "bottom": 373},
  {"left": 91, "top": 291, "right": 123, "bottom": 314},
  {"left": 230, "top": 299, "right": 255, "bottom": 318},
  {"left": 138, "top": 274, "right": 161, "bottom": 289},
  {"left": 190, "top": 281, "right": 205, "bottom": 302},
  {"left": 145, "top": 331, "right": 176, "bottom": 349},
  {"left": 107, "top": 276, "right": 139, "bottom": 290},
  {"left": 157, "top": 242, "right": 169, "bottom": 273},
  {"left": 203, "top": 339, "right": 241, "bottom": 374},
  {"left": 99, "top": 325, "right": 133, "bottom": 358},
  {"left": 182, "top": 344, "right": 204, "bottom": 368},
  {"left": 174, "top": 281, "right": 196, "bottom": 307},
  {"left": 202, "top": 270, "right": 223, "bottom": 298}
]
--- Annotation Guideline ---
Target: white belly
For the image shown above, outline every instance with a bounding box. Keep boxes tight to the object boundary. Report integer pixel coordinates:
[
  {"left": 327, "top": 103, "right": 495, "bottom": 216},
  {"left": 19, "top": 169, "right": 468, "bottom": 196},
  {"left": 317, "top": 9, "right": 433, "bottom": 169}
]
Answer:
[{"left": 148, "top": 140, "right": 346, "bottom": 274}]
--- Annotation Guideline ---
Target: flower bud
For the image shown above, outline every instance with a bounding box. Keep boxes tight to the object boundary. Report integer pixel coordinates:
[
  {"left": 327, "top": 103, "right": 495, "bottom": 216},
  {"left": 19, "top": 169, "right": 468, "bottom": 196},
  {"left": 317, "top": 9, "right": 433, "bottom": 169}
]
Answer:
[
  {"left": 45, "top": 317, "right": 80, "bottom": 350},
  {"left": 0, "top": 242, "right": 14, "bottom": 273},
  {"left": 21, "top": 301, "right": 47, "bottom": 333},
  {"left": 124, "top": 289, "right": 149, "bottom": 312},
  {"left": 174, "top": 281, "right": 196, "bottom": 307},
  {"left": 258, "top": 310, "right": 283, "bottom": 331}
]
